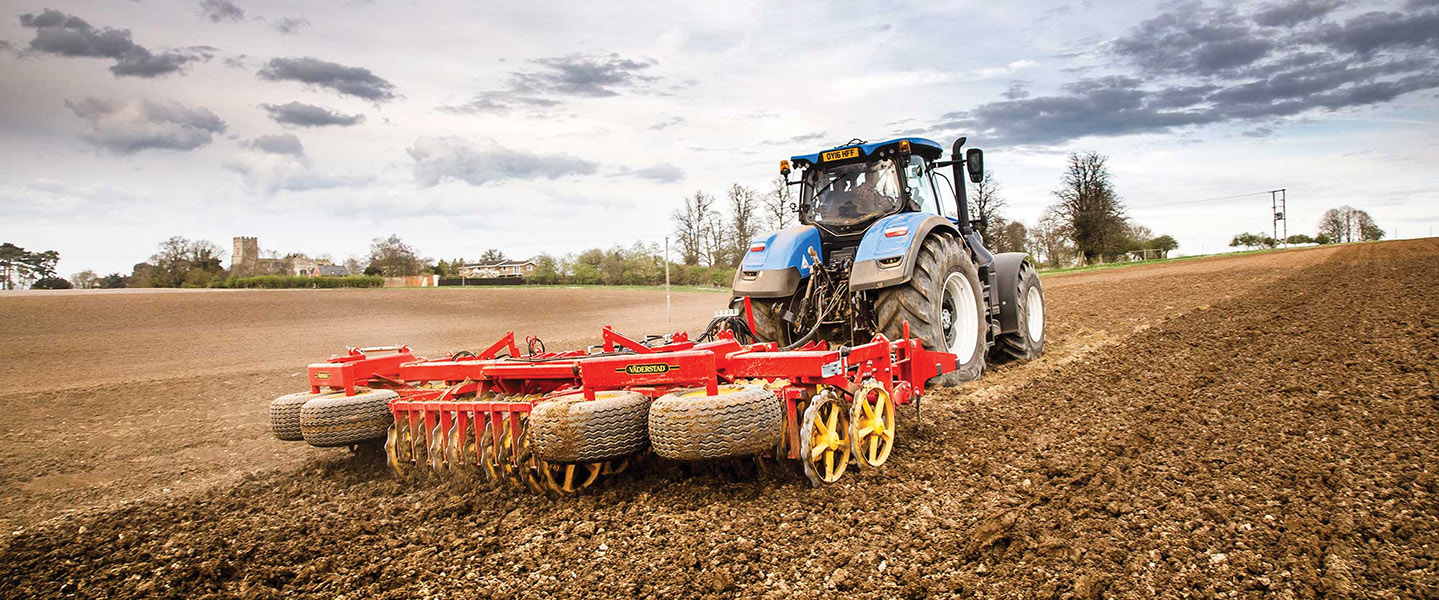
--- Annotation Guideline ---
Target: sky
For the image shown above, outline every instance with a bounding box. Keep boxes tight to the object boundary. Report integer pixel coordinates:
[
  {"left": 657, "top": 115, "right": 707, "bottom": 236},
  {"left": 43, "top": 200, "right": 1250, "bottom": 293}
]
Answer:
[{"left": 1, "top": 0, "right": 1436, "bottom": 276}]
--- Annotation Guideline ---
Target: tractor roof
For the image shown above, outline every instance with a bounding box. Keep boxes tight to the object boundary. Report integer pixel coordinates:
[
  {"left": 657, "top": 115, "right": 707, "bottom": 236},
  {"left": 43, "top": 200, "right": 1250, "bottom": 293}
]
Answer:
[{"left": 789, "top": 137, "right": 944, "bottom": 168}]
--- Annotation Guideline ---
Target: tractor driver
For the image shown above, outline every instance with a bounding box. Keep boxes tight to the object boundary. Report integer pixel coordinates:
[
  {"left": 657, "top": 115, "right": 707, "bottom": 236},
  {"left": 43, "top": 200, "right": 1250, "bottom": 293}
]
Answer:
[{"left": 807, "top": 159, "right": 902, "bottom": 231}]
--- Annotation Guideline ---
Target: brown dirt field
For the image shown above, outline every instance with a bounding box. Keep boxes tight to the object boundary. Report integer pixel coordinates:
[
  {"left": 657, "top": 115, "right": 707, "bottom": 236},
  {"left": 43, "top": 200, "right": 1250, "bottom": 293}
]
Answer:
[{"left": 4, "top": 241, "right": 1437, "bottom": 599}]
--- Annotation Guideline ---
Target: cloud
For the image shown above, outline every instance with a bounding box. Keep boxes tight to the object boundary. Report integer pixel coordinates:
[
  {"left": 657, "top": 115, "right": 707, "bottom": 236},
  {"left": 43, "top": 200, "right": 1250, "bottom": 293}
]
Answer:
[
  {"left": 442, "top": 53, "right": 660, "bottom": 114},
  {"left": 650, "top": 116, "right": 684, "bottom": 130},
  {"left": 272, "top": 16, "right": 307, "bottom": 34},
  {"left": 406, "top": 136, "right": 598, "bottom": 187},
  {"left": 612, "top": 163, "right": 685, "bottom": 183},
  {"left": 258, "top": 57, "right": 398, "bottom": 102},
  {"left": 935, "top": 1, "right": 1439, "bottom": 147},
  {"left": 760, "top": 132, "right": 827, "bottom": 146},
  {"left": 1002, "top": 81, "right": 1031, "bottom": 100},
  {"left": 66, "top": 97, "right": 226, "bottom": 153},
  {"left": 18, "top": 9, "right": 210, "bottom": 78},
  {"left": 261, "top": 101, "right": 365, "bottom": 127},
  {"left": 228, "top": 134, "right": 364, "bottom": 195},
  {"left": 198, "top": 0, "right": 244, "bottom": 23},
  {"left": 1254, "top": 0, "right": 1343, "bottom": 27},
  {"left": 247, "top": 133, "right": 304, "bottom": 156}
]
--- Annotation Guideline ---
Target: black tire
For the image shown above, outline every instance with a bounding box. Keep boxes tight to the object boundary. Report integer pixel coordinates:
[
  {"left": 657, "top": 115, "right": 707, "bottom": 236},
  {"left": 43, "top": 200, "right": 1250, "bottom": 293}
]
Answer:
[
  {"left": 529, "top": 390, "right": 650, "bottom": 463},
  {"left": 270, "top": 391, "right": 326, "bottom": 441},
  {"left": 734, "top": 297, "right": 791, "bottom": 345},
  {"left": 876, "top": 233, "right": 986, "bottom": 386},
  {"left": 649, "top": 385, "right": 782, "bottom": 461},
  {"left": 299, "top": 389, "right": 398, "bottom": 448},
  {"left": 994, "top": 262, "right": 1046, "bottom": 361}
]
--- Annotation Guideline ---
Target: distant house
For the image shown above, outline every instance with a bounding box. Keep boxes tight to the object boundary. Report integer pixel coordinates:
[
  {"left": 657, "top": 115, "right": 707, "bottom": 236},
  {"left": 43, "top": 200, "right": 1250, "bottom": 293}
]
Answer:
[{"left": 458, "top": 258, "right": 536, "bottom": 278}]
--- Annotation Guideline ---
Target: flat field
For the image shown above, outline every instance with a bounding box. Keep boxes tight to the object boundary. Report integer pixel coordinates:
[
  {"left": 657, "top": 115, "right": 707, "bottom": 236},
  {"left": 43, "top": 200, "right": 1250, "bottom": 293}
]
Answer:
[{"left": 2, "top": 240, "right": 1436, "bottom": 598}]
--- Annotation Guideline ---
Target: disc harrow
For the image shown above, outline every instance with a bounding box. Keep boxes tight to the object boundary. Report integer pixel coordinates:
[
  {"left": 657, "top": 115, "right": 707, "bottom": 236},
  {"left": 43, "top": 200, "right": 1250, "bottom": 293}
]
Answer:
[{"left": 271, "top": 310, "right": 961, "bottom": 492}]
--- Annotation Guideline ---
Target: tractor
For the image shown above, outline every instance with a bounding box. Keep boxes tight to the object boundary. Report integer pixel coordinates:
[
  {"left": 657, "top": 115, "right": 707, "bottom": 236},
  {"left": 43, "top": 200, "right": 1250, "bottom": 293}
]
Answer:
[
  {"left": 733, "top": 136, "right": 1046, "bottom": 383},
  {"left": 266, "top": 135, "right": 1046, "bottom": 492}
]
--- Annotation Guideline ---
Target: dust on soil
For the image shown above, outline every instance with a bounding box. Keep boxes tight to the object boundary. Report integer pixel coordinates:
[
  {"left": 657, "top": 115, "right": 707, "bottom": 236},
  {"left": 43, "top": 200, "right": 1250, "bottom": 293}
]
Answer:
[{"left": 6, "top": 242, "right": 1437, "bottom": 598}]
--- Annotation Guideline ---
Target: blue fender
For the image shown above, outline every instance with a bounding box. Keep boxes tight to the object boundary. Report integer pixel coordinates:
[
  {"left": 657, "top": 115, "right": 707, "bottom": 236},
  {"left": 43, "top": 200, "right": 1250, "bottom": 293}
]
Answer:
[
  {"left": 849, "top": 213, "right": 961, "bottom": 291},
  {"left": 732, "top": 225, "right": 821, "bottom": 298}
]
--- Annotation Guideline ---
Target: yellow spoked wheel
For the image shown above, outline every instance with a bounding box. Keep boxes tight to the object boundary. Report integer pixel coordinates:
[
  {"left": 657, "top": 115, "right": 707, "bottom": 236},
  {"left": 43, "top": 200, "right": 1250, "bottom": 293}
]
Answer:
[
  {"left": 540, "top": 461, "right": 602, "bottom": 496},
  {"left": 385, "top": 418, "right": 416, "bottom": 480},
  {"left": 799, "top": 392, "right": 851, "bottom": 487},
  {"left": 849, "top": 384, "right": 897, "bottom": 469}
]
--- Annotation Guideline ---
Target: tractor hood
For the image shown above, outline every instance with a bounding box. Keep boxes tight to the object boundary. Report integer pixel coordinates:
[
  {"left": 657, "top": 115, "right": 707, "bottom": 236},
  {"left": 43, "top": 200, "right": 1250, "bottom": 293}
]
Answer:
[{"left": 790, "top": 137, "right": 944, "bottom": 168}]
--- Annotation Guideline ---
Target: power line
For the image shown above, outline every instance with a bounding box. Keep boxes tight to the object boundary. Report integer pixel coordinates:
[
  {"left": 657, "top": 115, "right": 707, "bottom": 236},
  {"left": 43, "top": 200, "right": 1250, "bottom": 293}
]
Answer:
[{"left": 1140, "top": 190, "right": 1274, "bottom": 209}]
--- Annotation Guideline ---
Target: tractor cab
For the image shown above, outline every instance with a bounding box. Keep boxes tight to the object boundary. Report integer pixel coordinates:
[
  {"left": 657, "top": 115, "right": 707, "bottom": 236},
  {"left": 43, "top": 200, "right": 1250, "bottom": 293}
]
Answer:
[{"left": 787, "top": 138, "right": 954, "bottom": 240}]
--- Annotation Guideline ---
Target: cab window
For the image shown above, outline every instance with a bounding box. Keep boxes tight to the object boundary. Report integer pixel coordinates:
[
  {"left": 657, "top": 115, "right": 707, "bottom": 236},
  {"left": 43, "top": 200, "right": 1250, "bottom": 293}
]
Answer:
[
  {"left": 904, "top": 155, "right": 939, "bottom": 215},
  {"left": 934, "top": 172, "right": 959, "bottom": 220}
]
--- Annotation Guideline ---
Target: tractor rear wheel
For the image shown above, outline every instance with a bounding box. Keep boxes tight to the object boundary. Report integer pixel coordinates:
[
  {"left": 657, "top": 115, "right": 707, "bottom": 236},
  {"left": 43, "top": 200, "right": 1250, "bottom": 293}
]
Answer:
[
  {"left": 993, "top": 262, "right": 1046, "bottom": 361},
  {"left": 529, "top": 390, "right": 649, "bottom": 463},
  {"left": 876, "top": 233, "right": 986, "bottom": 386},
  {"left": 649, "top": 385, "right": 782, "bottom": 461},
  {"left": 299, "top": 389, "right": 398, "bottom": 447},
  {"left": 734, "top": 297, "right": 791, "bottom": 345},
  {"left": 270, "top": 391, "right": 326, "bottom": 441}
]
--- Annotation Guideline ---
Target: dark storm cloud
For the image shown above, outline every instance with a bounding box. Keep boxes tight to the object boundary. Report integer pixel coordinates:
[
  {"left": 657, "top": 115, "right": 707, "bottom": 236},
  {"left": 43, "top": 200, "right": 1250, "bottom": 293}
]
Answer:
[
  {"left": 1002, "top": 81, "right": 1031, "bottom": 100},
  {"left": 935, "top": 1, "right": 1439, "bottom": 147},
  {"left": 66, "top": 97, "right": 226, "bottom": 153},
  {"left": 248, "top": 133, "right": 304, "bottom": 156},
  {"left": 407, "top": 136, "right": 598, "bottom": 187},
  {"left": 261, "top": 101, "right": 365, "bottom": 127},
  {"left": 258, "top": 57, "right": 398, "bottom": 102},
  {"left": 442, "top": 53, "right": 660, "bottom": 114},
  {"left": 18, "top": 9, "right": 210, "bottom": 77},
  {"left": 198, "top": 0, "right": 245, "bottom": 23},
  {"left": 1253, "top": 0, "right": 1343, "bottom": 27}
]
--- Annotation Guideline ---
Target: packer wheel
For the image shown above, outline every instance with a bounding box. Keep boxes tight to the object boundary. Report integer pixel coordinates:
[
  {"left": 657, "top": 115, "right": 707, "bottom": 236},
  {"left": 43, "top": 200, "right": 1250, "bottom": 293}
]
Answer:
[
  {"left": 849, "top": 384, "right": 897, "bottom": 469},
  {"left": 649, "top": 385, "right": 782, "bottom": 461},
  {"left": 800, "top": 392, "right": 851, "bottom": 487}
]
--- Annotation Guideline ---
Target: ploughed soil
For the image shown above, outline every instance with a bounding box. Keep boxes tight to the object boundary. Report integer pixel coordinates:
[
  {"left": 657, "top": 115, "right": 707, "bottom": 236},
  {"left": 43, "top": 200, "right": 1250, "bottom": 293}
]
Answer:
[{"left": 4, "top": 240, "right": 1437, "bottom": 598}]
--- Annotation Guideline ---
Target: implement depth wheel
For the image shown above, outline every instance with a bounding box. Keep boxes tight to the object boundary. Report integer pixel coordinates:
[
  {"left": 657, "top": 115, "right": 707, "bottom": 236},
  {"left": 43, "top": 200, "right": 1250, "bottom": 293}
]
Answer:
[
  {"left": 849, "top": 384, "right": 897, "bottom": 469},
  {"left": 649, "top": 385, "right": 782, "bottom": 461},
  {"left": 800, "top": 392, "right": 851, "bottom": 487},
  {"left": 541, "top": 461, "right": 602, "bottom": 496}
]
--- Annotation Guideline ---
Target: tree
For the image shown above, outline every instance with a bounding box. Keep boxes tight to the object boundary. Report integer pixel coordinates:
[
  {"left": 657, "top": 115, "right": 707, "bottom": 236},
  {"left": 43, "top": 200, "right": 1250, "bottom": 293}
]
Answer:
[
  {"left": 69, "top": 270, "right": 99, "bottom": 289},
  {"left": 1027, "top": 208, "right": 1075, "bottom": 269},
  {"left": 1149, "top": 234, "right": 1179, "bottom": 258},
  {"left": 987, "top": 218, "right": 1028, "bottom": 254},
  {"left": 478, "top": 248, "right": 506, "bottom": 262},
  {"left": 1318, "top": 208, "right": 1346, "bottom": 243},
  {"left": 1285, "top": 234, "right": 1315, "bottom": 245},
  {"left": 728, "top": 184, "right": 761, "bottom": 265},
  {"left": 672, "top": 191, "right": 715, "bottom": 266},
  {"left": 32, "top": 276, "right": 71, "bottom": 289},
  {"left": 0, "top": 243, "right": 62, "bottom": 289},
  {"left": 970, "top": 170, "right": 1005, "bottom": 240},
  {"left": 142, "top": 237, "right": 225, "bottom": 287},
  {"left": 1318, "top": 205, "right": 1384, "bottom": 243},
  {"left": 704, "top": 212, "right": 728, "bottom": 268},
  {"left": 367, "top": 234, "right": 425, "bottom": 277},
  {"left": 1051, "top": 152, "right": 1126, "bottom": 264},
  {"left": 764, "top": 175, "right": 794, "bottom": 230},
  {"left": 99, "top": 273, "right": 127, "bottom": 288},
  {"left": 1230, "top": 232, "right": 1276, "bottom": 250}
]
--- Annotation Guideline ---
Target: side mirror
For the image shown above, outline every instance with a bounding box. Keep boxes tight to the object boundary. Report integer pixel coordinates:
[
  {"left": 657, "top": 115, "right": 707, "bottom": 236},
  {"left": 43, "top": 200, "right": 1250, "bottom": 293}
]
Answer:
[{"left": 965, "top": 148, "right": 984, "bottom": 183}]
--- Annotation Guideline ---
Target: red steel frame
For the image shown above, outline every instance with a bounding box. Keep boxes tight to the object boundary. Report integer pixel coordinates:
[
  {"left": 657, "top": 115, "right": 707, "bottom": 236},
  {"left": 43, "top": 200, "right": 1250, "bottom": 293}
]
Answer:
[{"left": 306, "top": 316, "right": 958, "bottom": 463}]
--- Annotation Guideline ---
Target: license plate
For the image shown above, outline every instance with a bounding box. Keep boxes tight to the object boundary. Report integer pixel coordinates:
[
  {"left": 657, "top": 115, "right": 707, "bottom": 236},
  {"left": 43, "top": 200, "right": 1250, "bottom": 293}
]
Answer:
[{"left": 822, "top": 147, "right": 859, "bottom": 162}]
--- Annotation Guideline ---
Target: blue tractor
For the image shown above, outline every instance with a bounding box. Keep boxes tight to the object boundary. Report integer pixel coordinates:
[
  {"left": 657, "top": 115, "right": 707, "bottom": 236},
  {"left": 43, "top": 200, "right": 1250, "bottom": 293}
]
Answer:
[{"left": 732, "top": 136, "right": 1046, "bottom": 386}]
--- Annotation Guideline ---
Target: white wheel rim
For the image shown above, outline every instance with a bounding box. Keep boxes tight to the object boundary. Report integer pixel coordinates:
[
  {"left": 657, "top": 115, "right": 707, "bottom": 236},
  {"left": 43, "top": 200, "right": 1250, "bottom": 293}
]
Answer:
[
  {"left": 941, "top": 273, "right": 979, "bottom": 363},
  {"left": 1025, "top": 285, "right": 1044, "bottom": 341}
]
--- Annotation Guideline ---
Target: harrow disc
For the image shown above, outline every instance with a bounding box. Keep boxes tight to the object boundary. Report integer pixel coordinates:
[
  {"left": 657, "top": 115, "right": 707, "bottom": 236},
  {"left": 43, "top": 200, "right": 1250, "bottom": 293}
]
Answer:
[
  {"left": 799, "top": 392, "right": 851, "bottom": 487},
  {"left": 428, "top": 423, "right": 447, "bottom": 476},
  {"left": 444, "top": 416, "right": 483, "bottom": 480},
  {"left": 849, "top": 384, "right": 897, "bottom": 470},
  {"left": 385, "top": 418, "right": 417, "bottom": 480}
]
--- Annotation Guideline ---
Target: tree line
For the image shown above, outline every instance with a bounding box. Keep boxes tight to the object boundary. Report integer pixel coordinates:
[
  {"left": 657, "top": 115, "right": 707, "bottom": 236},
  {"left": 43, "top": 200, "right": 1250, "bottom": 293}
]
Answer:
[
  {"left": 1229, "top": 205, "right": 1385, "bottom": 250},
  {"left": 0, "top": 243, "right": 63, "bottom": 289}
]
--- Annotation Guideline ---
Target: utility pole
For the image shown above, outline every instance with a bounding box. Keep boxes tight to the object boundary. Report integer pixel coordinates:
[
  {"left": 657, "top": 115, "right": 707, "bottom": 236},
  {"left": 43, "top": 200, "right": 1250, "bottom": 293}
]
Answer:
[
  {"left": 1270, "top": 189, "right": 1287, "bottom": 248},
  {"left": 664, "top": 236, "right": 672, "bottom": 322}
]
